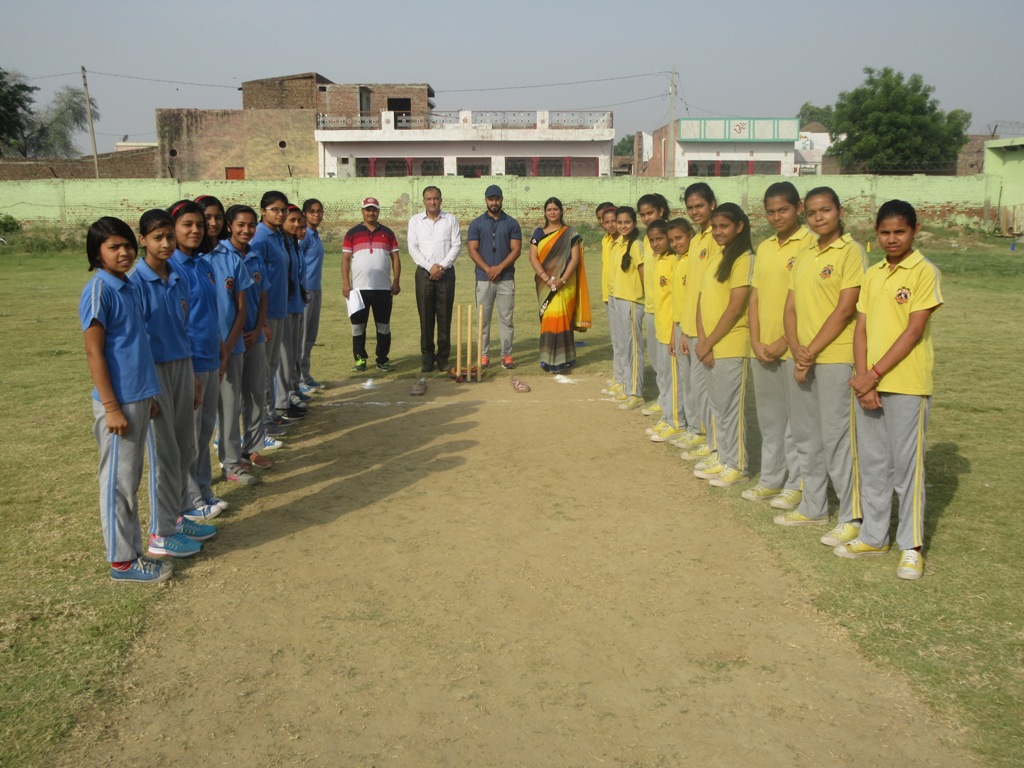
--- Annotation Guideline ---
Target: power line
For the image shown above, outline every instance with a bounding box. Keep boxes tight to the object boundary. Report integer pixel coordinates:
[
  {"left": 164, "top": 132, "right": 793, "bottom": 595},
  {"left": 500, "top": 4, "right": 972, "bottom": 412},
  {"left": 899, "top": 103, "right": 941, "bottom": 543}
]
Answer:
[
  {"left": 21, "top": 69, "right": 239, "bottom": 90},
  {"left": 437, "top": 71, "right": 667, "bottom": 94},
  {"left": 681, "top": 102, "right": 745, "bottom": 119},
  {"left": 24, "top": 71, "right": 78, "bottom": 81},
  {"left": 89, "top": 71, "right": 238, "bottom": 89},
  {"left": 566, "top": 93, "right": 666, "bottom": 111}
]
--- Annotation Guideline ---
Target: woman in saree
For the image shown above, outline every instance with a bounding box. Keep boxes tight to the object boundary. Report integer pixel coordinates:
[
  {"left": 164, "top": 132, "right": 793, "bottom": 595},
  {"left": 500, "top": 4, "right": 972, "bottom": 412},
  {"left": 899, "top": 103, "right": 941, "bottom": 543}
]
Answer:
[{"left": 528, "top": 197, "right": 592, "bottom": 372}]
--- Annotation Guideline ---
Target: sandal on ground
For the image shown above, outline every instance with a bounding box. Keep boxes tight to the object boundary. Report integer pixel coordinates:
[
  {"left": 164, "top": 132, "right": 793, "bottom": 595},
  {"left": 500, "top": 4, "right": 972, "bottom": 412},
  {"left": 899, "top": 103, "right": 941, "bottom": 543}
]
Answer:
[{"left": 511, "top": 377, "right": 530, "bottom": 393}]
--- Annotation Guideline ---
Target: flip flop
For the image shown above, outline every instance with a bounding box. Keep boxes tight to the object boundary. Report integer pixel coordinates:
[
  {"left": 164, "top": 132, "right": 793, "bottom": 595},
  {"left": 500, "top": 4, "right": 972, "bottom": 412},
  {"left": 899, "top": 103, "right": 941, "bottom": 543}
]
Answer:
[
  {"left": 410, "top": 378, "right": 427, "bottom": 396},
  {"left": 511, "top": 377, "right": 530, "bottom": 393}
]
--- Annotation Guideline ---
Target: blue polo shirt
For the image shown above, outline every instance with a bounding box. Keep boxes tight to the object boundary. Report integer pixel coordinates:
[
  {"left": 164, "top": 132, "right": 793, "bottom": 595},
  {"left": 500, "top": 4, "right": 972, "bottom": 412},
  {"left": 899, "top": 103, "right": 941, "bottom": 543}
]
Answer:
[
  {"left": 79, "top": 270, "right": 160, "bottom": 404},
  {"left": 242, "top": 248, "right": 268, "bottom": 340},
  {"left": 170, "top": 249, "right": 221, "bottom": 373},
  {"left": 205, "top": 241, "right": 254, "bottom": 357},
  {"left": 127, "top": 259, "right": 192, "bottom": 364},
  {"left": 467, "top": 210, "right": 522, "bottom": 281},
  {"left": 284, "top": 236, "right": 304, "bottom": 315},
  {"left": 301, "top": 229, "right": 325, "bottom": 292},
  {"left": 251, "top": 222, "right": 288, "bottom": 320}
]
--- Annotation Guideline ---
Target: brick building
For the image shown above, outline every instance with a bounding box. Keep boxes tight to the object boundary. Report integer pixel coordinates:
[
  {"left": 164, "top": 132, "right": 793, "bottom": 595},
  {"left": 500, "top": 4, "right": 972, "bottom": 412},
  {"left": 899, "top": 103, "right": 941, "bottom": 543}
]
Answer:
[
  {"left": 0, "top": 146, "right": 158, "bottom": 181},
  {"left": 157, "top": 72, "right": 614, "bottom": 181}
]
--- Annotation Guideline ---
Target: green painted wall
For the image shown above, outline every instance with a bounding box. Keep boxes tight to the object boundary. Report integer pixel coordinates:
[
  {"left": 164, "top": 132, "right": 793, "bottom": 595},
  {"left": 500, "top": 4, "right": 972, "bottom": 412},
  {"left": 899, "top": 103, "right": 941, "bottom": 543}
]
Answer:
[{"left": 0, "top": 174, "right": 1005, "bottom": 231}]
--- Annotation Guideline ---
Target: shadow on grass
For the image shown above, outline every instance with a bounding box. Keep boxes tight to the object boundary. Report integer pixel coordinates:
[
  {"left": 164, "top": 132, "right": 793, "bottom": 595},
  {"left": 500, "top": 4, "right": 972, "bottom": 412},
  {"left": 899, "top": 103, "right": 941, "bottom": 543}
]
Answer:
[
  {"left": 170, "top": 370, "right": 488, "bottom": 568},
  {"left": 922, "top": 441, "right": 970, "bottom": 546}
]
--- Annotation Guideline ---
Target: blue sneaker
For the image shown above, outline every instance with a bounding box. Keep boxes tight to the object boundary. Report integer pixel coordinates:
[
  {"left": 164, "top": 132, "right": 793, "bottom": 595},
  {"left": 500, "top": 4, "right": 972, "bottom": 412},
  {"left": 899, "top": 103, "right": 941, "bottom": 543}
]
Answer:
[
  {"left": 263, "top": 435, "right": 283, "bottom": 451},
  {"left": 176, "top": 517, "right": 217, "bottom": 541},
  {"left": 204, "top": 495, "right": 229, "bottom": 512},
  {"left": 304, "top": 377, "right": 323, "bottom": 390},
  {"left": 299, "top": 382, "right": 318, "bottom": 395},
  {"left": 110, "top": 557, "right": 172, "bottom": 584},
  {"left": 296, "top": 390, "right": 311, "bottom": 402},
  {"left": 148, "top": 533, "right": 201, "bottom": 558},
  {"left": 182, "top": 504, "right": 221, "bottom": 522}
]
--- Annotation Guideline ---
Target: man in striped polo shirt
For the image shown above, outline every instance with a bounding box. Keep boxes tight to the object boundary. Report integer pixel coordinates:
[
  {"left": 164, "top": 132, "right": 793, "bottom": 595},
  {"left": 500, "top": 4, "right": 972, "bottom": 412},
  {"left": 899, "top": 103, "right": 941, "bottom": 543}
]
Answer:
[{"left": 342, "top": 197, "right": 402, "bottom": 372}]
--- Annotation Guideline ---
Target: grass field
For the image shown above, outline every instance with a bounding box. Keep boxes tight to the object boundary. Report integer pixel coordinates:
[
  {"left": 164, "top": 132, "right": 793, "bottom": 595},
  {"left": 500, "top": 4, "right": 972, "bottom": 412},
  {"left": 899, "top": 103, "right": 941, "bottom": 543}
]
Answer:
[{"left": 0, "top": 222, "right": 1021, "bottom": 767}]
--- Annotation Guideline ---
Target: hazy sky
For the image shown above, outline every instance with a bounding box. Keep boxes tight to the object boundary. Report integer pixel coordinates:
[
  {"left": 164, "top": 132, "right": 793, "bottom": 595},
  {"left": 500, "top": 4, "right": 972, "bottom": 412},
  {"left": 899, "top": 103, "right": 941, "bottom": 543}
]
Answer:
[{"left": 6, "top": 0, "right": 1022, "bottom": 155}]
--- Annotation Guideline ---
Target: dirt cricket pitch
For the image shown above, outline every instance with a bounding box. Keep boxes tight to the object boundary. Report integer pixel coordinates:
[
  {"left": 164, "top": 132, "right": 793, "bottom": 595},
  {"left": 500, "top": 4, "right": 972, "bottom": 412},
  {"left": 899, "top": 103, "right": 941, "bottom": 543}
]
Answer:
[{"left": 58, "top": 371, "right": 976, "bottom": 767}]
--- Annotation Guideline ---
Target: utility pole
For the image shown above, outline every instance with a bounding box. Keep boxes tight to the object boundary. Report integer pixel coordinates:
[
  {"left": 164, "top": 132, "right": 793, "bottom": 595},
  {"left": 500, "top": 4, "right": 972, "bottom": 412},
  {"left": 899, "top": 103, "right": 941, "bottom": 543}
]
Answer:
[
  {"left": 667, "top": 67, "right": 678, "bottom": 178},
  {"left": 81, "top": 67, "right": 99, "bottom": 179}
]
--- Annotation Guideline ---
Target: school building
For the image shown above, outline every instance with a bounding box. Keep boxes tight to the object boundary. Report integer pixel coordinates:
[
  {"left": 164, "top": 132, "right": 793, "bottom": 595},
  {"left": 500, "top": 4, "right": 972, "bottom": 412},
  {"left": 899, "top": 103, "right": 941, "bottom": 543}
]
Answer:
[
  {"left": 639, "top": 117, "right": 822, "bottom": 178},
  {"left": 155, "top": 73, "right": 615, "bottom": 182}
]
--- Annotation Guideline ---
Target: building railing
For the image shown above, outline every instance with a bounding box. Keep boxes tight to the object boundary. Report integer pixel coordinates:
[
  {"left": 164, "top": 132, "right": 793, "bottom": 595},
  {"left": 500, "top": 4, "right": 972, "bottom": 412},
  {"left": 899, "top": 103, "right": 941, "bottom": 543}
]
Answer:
[
  {"left": 318, "top": 110, "right": 614, "bottom": 131},
  {"left": 317, "top": 114, "right": 381, "bottom": 129},
  {"left": 549, "top": 111, "right": 614, "bottom": 129}
]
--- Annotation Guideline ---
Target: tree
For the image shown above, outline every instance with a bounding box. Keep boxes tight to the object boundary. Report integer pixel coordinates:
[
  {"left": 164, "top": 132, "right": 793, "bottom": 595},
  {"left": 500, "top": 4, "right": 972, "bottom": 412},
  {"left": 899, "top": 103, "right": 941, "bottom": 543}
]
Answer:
[
  {"left": 8, "top": 85, "right": 100, "bottom": 158},
  {"left": 796, "top": 102, "right": 833, "bottom": 131},
  {"left": 827, "top": 67, "right": 971, "bottom": 174},
  {"left": 0, "top": 68, "right": 37, "bottom": 157},
  {"left": 614, "top": 134, "right": 635, "bottom": 157}
]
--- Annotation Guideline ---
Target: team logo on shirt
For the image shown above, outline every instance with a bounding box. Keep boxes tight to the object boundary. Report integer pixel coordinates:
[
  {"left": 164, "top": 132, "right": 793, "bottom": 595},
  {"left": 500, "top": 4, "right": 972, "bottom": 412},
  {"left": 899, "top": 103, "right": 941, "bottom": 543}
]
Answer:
[
  {"left": 895, "top": 287, "right": 911, "bottom": 305},
  {"left": 699, "top": 248, "right": 708, "bottom": 260},
  {"left": 224, "top": 277, "right": 234, "bottom": 292},
  {"left": 207, "top": 271, "right": 215, "bottom": 284},
  {"left": 252, "top": 271, "right": 262, "bottom": 284},
  {"left": 786, "top": 256, "right": 796, "bottom": 270},
  {"left": 820, "top": 265, "right": 834, "bottom": 279}
]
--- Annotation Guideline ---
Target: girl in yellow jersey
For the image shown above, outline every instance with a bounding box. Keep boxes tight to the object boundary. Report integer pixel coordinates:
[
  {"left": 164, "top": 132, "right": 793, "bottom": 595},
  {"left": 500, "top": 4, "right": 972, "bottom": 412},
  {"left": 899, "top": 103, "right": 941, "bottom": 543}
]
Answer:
[
  {"left": 776, "top": 187, "right": 866, "bottom": 545},
  {"left": 608, "top": 207, "right": 645, "bottom": 409},
  {"left": 693, "top": 203, "right": 753, "bottom": 488},
  {"left": 677, "top": 183, "right": 721, "bottom": 463},
  {"left": 838, "top": 200, "right": 942, "bottom": 581},
  {"left": 597, "top": 203, "right": 621, "bottom": 394},
  {"left": 663, "top": 218, "right": 696, "bottom": 444},
  {"left": 637, "top": 193, "right": 672, "bottom": 418},
  {"left": 745, "top": 182, "right": 810, "bottom": 510},
  {"left": 642, "top": 220, "right": 684, "bottom": 442}
]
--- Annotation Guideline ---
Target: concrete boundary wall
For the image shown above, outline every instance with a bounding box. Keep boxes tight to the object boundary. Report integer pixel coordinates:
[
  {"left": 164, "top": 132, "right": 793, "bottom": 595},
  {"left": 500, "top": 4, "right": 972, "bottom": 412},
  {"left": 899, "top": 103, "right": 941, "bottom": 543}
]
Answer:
[{"left": 0, "top": 175, "right": 1005, "bottom": 231}]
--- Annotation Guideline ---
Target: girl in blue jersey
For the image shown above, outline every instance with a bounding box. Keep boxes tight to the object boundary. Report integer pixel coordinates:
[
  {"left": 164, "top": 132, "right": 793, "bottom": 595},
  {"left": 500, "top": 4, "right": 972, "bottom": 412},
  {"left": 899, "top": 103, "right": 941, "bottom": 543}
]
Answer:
[
  {"left": 250, "top": 191, "right": 294, "bottom": 426},
  {"left": 299, "top": 198, "right": 326, "bottom": 391},
  {"left": 129, "top": 210, "right": 216, "bottom": 560},
  {"left": 205, "top": 208, "right": 256, "bottom": 484},
  {"left": 195, "top": 194, "right": 227, "bottom": 254},
  {"left": 80, "top": 217, "right": 167, "bottom": 584},
  {"left": 168, "top": 200, "right": 226, "bottom": 520},
  {"left": 228, "top": 205, "right": 275, "bottom": 467}
]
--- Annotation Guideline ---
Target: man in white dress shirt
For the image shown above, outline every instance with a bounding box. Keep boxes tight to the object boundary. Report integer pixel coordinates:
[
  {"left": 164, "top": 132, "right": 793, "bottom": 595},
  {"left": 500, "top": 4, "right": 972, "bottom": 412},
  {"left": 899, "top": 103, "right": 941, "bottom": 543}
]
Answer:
[{"left": 407, "top": 186, "right": 461, "bottom": 372}]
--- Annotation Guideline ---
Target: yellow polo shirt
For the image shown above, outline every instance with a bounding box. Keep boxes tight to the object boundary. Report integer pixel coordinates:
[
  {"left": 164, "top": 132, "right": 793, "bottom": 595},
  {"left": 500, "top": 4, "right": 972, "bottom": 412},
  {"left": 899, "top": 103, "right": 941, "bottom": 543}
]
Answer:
[
  {"left": 681, "top": 225, "right": 719, "bottom": 337},
  {"left": 789, "top": 233, "right": 866, "bottom": 364},
  {"left": 610, "top": 235, "right": 645, "bottom": 304},
  {"left": 600, "top": 232, "right": 616, "bottom": 302},
  {"left": 700, "top": 249, "right": 752, "bottom": 359},
  {"left": 642, "top": 235, "right": 657, "bottom": 314},
  {"left": 857, "top": 250, "right": 942, "bottom": 395},
  {"left": 752, "top": 226, "right": 812, "bottom": 361},
  {"left": 652, "top": 252, "right": 677, "bottom": 344},
  {"left": 671, "top": 252, "right": 689, "bottom": 325}
]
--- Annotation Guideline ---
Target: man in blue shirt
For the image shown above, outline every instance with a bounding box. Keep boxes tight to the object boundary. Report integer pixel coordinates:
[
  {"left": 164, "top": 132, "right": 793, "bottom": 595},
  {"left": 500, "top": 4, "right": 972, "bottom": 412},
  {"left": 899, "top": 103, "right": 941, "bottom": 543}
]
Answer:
[{"left": 466, "top": 184, "right": 522, "bottom": 369}]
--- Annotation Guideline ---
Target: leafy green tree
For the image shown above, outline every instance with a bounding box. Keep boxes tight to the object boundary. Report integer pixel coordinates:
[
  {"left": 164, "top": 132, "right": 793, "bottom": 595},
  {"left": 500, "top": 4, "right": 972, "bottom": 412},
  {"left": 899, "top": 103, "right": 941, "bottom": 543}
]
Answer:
[
  {"left": 796, "top": 102, "right": 833, "bottom": 131},
  {"left": 9, "top": 85, "right": 100, "bottom": 158},
  {"left": 614, "top": 134, "right": 635, "bottom": 157},
  {"left": 0, "top": 68, "right": 37, "bottom": 157},
  {"left": 827, "top": 67, "right": 971, "bottom": 174}
]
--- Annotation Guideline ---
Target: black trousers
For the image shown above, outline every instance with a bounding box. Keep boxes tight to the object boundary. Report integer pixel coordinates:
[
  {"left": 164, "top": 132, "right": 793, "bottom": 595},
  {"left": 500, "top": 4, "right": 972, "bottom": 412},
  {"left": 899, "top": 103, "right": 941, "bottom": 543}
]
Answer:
[
  {"left": 349, "top": 289, "right": 393, "bottom": 363},
  {"left": 414, "top": 267, "right": 455, "bottom": 367}
]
